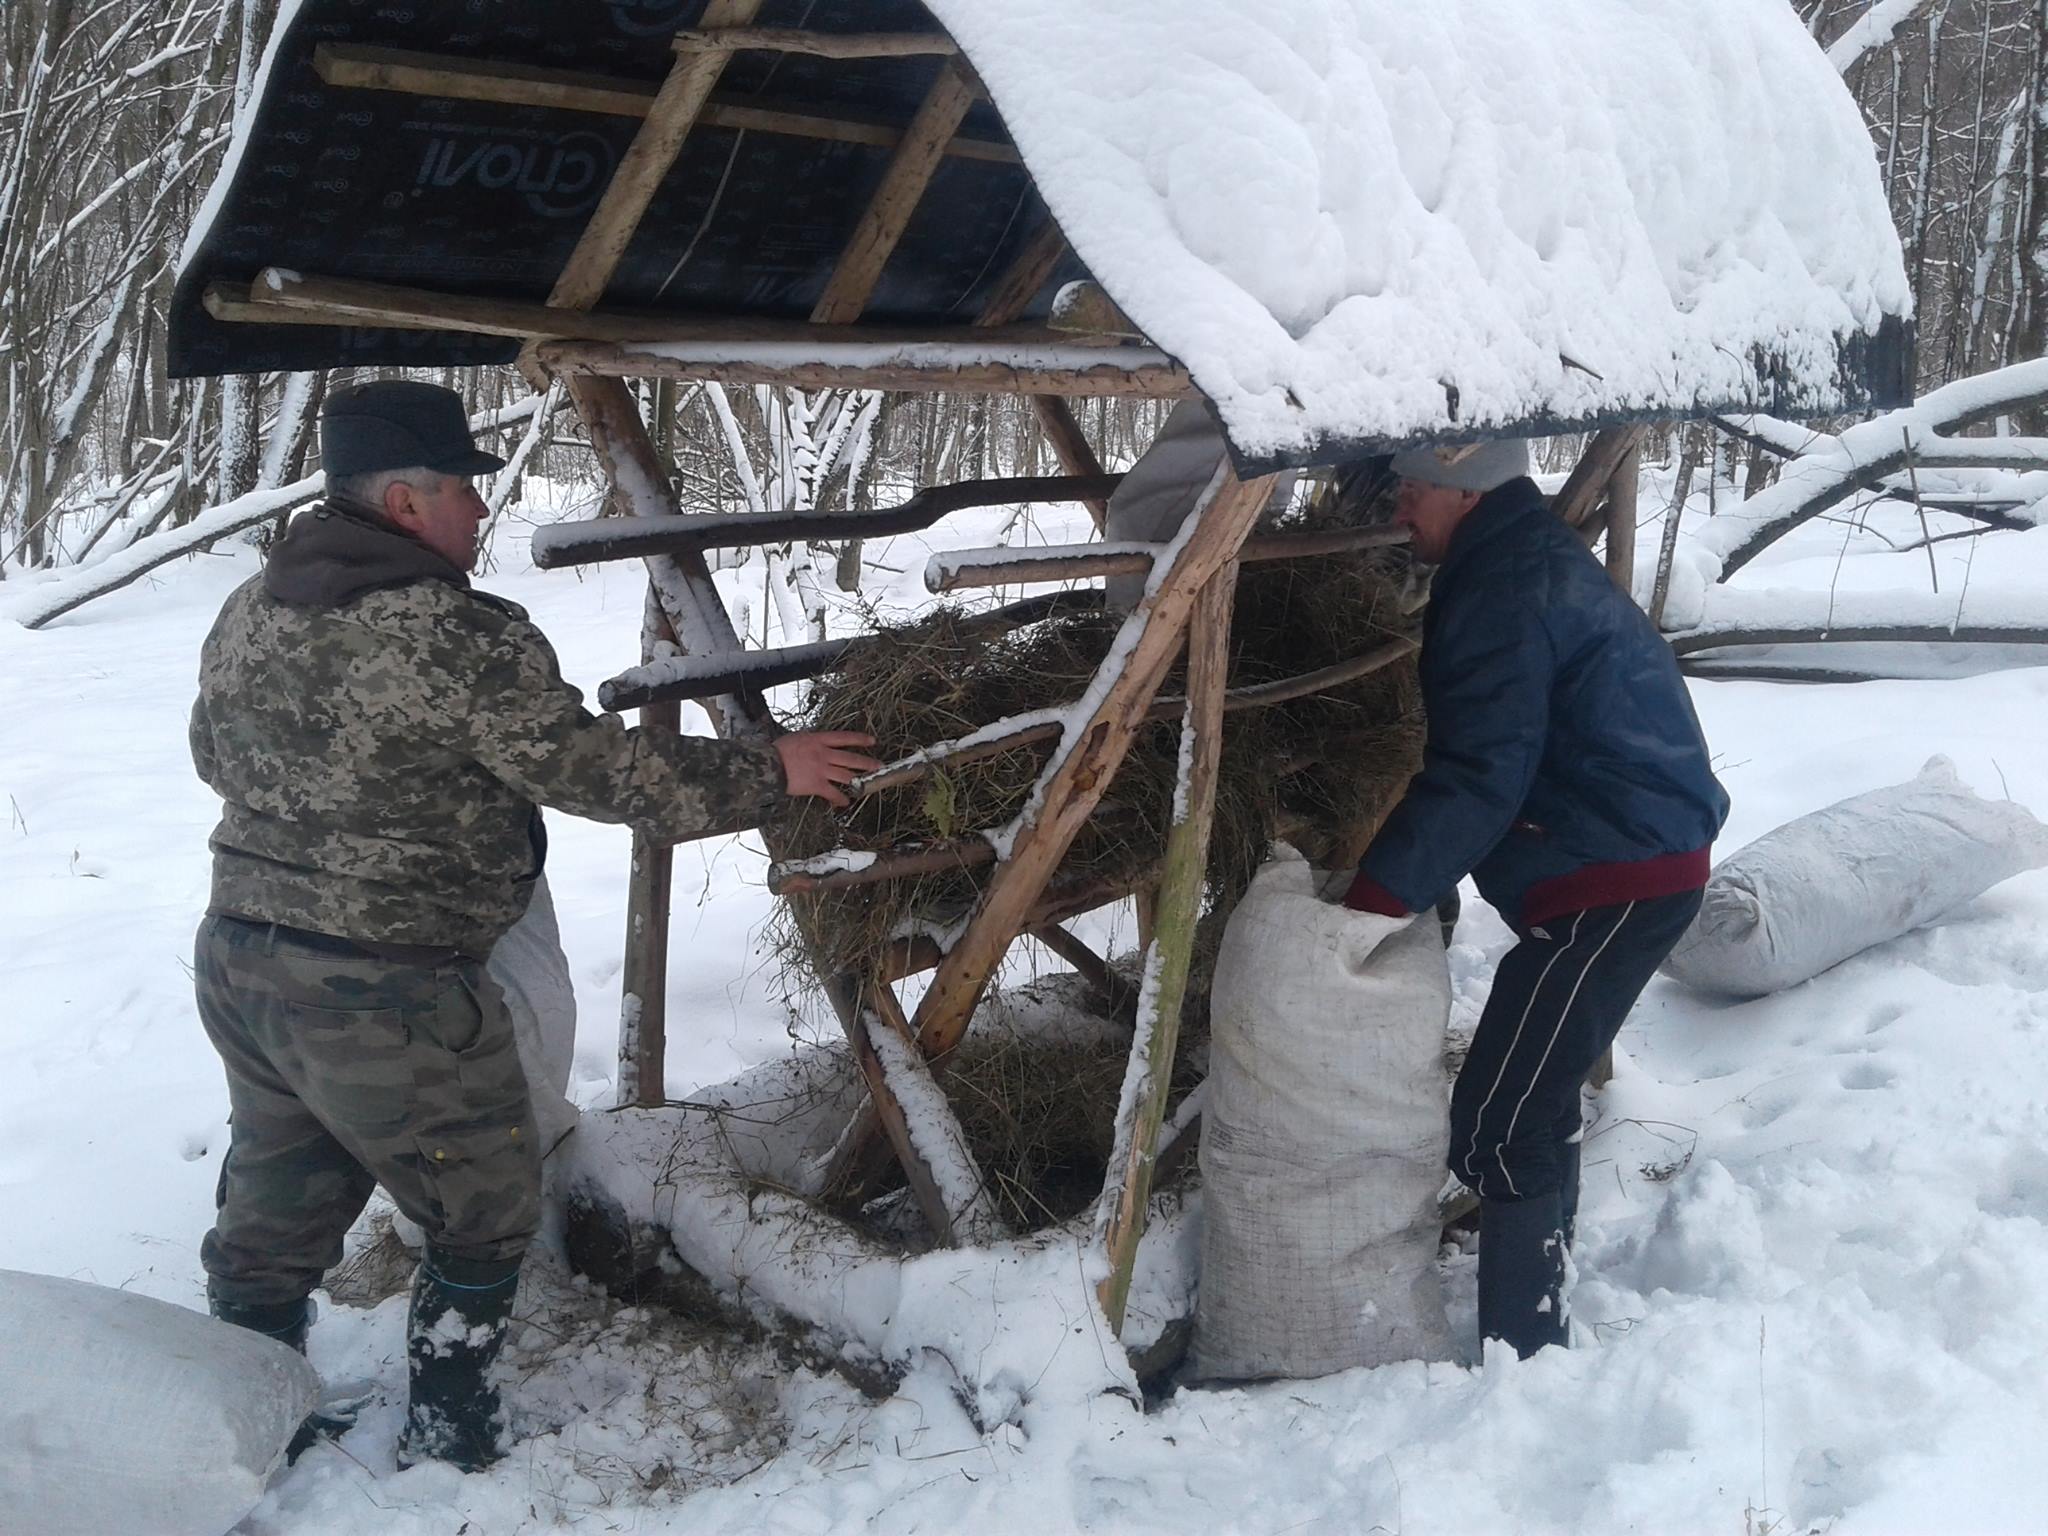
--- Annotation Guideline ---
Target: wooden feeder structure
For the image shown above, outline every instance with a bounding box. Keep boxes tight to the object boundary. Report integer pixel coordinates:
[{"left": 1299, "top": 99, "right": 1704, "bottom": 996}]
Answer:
[{"left": 171, "top": 0, "right": 1915, "bottom": 1334}]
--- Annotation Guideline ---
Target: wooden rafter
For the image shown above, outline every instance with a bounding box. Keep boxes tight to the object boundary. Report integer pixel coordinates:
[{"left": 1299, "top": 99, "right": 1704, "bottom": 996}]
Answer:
[
  {"left": 909, "top": 467, "right": 1278, "bottom": 1059},
  {"left": 534, "top": 336, "right": 1194, "bottom": 398},
  {"left": 551, "top": 0, "right": 766, "bottom": 312},
  {"left": 313, "top": 43, "right": 1022, "bottom": 165},
  {"left": 975, "top": 219, "right": 1070, "bottom": 330},
  {"left": 672, "top": 27, "right": 958, "bottom": 59},
  {"left": 1097, "top": 563, "right": 1236, "bottom": 1333},
  {"left": 812, "top": 59, "right": 982, "bottom": 326}
]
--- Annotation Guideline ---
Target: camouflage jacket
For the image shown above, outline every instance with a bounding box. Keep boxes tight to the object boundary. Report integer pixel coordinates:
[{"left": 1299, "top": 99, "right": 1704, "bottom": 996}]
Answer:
[{"left": 191, "top": 502, "right": 785, "bottom": 956}]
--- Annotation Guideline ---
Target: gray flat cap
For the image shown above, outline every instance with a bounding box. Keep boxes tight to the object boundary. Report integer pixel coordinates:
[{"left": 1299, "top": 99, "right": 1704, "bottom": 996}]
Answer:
[{"left": 1388, "top": 438, "right": 1531, "bottom": 494}]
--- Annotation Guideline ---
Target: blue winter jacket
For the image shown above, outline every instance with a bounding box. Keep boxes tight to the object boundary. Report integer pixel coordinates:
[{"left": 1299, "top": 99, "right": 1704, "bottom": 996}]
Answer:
[{"left": 1356, "top": 476, "right": 1728, "bottom": 929}]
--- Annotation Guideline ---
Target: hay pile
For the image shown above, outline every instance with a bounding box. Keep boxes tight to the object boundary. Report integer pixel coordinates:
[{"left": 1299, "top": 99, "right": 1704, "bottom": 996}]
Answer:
[{"left": 775, "top": 503, "right": 1426, "bottom": 986}]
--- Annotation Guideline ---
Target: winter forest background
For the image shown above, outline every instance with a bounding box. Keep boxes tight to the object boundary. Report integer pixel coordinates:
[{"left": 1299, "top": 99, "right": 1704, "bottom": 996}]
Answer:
[{"left": 2, "top": 0, "right": 2043, "bottom": 612}]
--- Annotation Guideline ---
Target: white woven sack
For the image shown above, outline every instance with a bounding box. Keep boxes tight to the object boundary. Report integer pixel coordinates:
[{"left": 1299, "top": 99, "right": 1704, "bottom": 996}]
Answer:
[
  {"left": 488, "top": 874, "right": 580, "bottom": 1156},
  {"left": 1662, "top": 755, "right": 2048, "bottom": 998},
  {"left": 0, "top": 1269, "right": 317, "bottom": 1536},
  {"left": 1191, "top": 851, "right": 1453, "bottom": 1381}
]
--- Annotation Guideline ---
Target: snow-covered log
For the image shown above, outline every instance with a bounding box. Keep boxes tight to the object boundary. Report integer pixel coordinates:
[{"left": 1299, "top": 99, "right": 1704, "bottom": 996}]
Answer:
[
  {"left": 1688, "top": 360, "right": 2048, "bottom": 583},
  {"left": 1667, "top": 584, "right": 2048, "bottom": 657}
]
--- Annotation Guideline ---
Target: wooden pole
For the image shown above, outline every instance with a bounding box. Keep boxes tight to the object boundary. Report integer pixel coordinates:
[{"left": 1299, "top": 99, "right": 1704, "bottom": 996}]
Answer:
[
  {"left": 1603, "top": 443, "right": 1641, "bottom": 597},
  {"left": 1027, "top": 397, "right": 1111, "bottom": 531},
  {"left": 311, "top": 43, "right": 1022, "bottom": 164},
  {"left": 1096, "top": 564, "right": 1236, "bottom": 1333},
  {"left": 811, "top": 60, "right": 980, "bottom": 325},
  {"left": 672, "top": 27, "right": 958, "bottom": 59},
  {"left": 927, "top": 524, "right": 1409, "bottom": 593},
  {"left": 620, "top": 587, "right": 679, "bottom": 1108},
  {"left": 549, "top": 0, "right": 766, "bottom": 311},
  {"left": 1553, "top": 426, "right": 1648, "bottom": 532},
  {"left": 909, "top": 467, "right": 1276, "bottom": 1060}
]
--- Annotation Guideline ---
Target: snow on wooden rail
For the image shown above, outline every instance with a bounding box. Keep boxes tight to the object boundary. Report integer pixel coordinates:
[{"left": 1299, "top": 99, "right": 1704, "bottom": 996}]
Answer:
[
  {"left": 926, "top": 524, "right": 1410, "bottom": 594},
  {"left": 598, "top": 591, "right": 1104, "bottom": 713},
  {"left": 530, "top": 473, "right": 1123, "bottom": 571}
]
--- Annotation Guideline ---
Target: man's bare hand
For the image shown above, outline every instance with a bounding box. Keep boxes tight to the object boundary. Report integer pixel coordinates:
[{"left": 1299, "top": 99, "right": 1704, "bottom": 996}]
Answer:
[{"left": 773, "top": 730, "right": 882, "bottom": 809}]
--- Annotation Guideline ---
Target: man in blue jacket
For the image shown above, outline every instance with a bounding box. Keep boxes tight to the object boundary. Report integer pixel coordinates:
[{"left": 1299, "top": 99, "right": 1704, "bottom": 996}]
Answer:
[{"left": 1337, "top": 437, "right": 1728, "bottom": 1358}]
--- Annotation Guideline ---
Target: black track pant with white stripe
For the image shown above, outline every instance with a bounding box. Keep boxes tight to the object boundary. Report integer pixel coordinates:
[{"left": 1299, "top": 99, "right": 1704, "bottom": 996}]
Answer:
[{"left": 1449, "top": 889, "right": 1703, "bottom": 1202}]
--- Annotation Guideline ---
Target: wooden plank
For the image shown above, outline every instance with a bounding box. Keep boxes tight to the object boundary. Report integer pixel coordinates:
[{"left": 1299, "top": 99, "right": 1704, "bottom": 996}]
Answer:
[
  {"left": 975, "top": 219, "right": 1070, "bottom": 330},
  {"left": 536, "top": 336, "right": 1195, "bottom": 398},
  {"left": 550, "top": 0, "right": 767, "bottom": 312},
  {"left": 673, "top": 27, "right": 957, "bottom": 59},
  {"left": 1028, "top": 397, "right": 1110, "bottom": 531},
  {"left": 812, "top": 60, "right": 981, "bottom": 325},
  {"left": 1096, "top": 563, "right": 1235, "bottom": 1333},
  {"left": 529, "top": 473, "right": 1123, "bottom": 569},
  {"left": 929, "top": 523, "right": 1411, "bottom": 592},
  {"left": 909, "top": 467, "right": 1276, "bottom": 1059},
  {"left": 216, "top": 272, "right": 1121, "bottom": 353},
  {"left": 771, "top": 838, "right": 994, "bottom": 896},
  {"left": 313, "top": 43, "right": 1022, "bottom": 163}
]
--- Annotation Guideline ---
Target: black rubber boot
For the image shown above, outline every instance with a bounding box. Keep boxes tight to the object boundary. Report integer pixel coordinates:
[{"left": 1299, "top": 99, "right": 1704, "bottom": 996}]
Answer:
[
  {"left": 1558, "top": 1136, "right": 1584, "bottom": 1253},
  {"left": 1477, "top": 1194, "right": 1569, "bottom": 1359},
  {"left": 209, "top": 1292, "right": 312, "bottom": 1353},
  {"left": 396, "top": 1253, "right": 521, "bottom": 1474}
]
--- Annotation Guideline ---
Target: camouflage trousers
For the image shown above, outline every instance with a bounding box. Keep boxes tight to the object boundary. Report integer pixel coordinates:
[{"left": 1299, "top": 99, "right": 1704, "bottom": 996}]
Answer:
[{"left": 195, "top": 913, "right": 540, "bottom": 1310}]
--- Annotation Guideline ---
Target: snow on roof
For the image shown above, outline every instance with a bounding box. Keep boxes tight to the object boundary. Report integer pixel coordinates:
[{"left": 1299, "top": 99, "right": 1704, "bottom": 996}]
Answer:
[{"left": 929, "top": 0, "right": 1913, "bottom": 469}]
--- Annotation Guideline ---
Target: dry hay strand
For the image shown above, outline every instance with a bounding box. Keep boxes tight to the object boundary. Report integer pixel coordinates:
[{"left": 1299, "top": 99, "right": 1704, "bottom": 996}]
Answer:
[{"left": 773, "top": 520, "right": 1424, "bottom": 986}]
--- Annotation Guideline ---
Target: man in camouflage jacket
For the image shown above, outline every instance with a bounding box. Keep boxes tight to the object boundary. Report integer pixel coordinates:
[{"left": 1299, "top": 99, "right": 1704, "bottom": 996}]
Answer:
[{"left": 190, "top": 381, "right": 876, "bottom": 1471}]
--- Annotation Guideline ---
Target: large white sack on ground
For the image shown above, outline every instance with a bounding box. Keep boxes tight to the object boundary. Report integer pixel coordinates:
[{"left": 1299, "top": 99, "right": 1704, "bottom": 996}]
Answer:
[
  {"left": 1663, "top": 755, "right": 2048, "bottom": 998},
  {"left": 489, "top": 873, "right": 580, "bottom": 1156},
  {"left": 0, "top": 1269, "right": 317, "bottom": 1536},
  {"left": 1192, "top": 851, "right": 1453, "bottom": 1381}
]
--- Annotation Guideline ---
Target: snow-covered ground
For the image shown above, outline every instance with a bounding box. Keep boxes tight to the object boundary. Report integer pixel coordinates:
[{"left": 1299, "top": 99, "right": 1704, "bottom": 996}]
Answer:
[{"left": 4, "top": 471, "right": 2047, "bottom": 1533}]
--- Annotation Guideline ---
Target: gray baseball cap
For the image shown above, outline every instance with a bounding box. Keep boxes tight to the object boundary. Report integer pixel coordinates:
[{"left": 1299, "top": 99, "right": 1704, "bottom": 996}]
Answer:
[
  {"left": 319, "top": 381, "right": 506, "bottom": 478},
  {"left": 1388, "top": 437, "right": 1531, "bottom": 494}
]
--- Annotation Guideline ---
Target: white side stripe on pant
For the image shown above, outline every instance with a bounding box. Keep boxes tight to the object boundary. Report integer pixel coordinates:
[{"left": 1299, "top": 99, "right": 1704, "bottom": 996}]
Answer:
[
  {"left": 1460, "top": 911, "right": 1584, "bottom": 1194},
  {"left": 1492, "top": 901, "right": 1637, "bottom": 1196}
]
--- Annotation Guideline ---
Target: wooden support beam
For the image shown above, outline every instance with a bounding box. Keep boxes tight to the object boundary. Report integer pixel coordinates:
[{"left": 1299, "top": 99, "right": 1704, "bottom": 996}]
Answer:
[
  {"left": 551, "top": 0, "right": 767, "bottom": 312},
  {"left": 1603, "top": 443, "right": 1641, "bottom": 597},
  {"left": 1553, "top": 426, "right": 1649, "bottom": 532},
  {"left": 812, "top": 60, "right": 981, "bottom": 325},
  {"left": 928, "top": 523, "right": 1411, "bottom": 593},
  {"left": 1097, "top": 563, "right": 1237, "bottom": 1333},
  {"left": 673, "top": 27, "right": 957, "bottom": 59},
  {"left": 620, "top": 588, "right": 679, "bottom": 1108},
  {"left": 530, "top": 473, "right": 1123, "bottom": 570},
  {"left": 1029, "top": 924, "right": 1140, "bottom": 1022},
  {"left": 213, "top": 271, "right": 1110, "bottom": 353},
  {"left": 909, "top": 466, "right": 1277, "bottom": 1059},
  {"left": 1028, "top": 397, "right": 1111, "bottom": 532},
  {"left": 313, "top": 43, "right": 1022, "bottom": 164},
  {"left": 976, "top": 219, "right": 1071, "bottom": 330},
  {"left": 536, "top": 336, "right": 1195, "bottom": 398}
]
